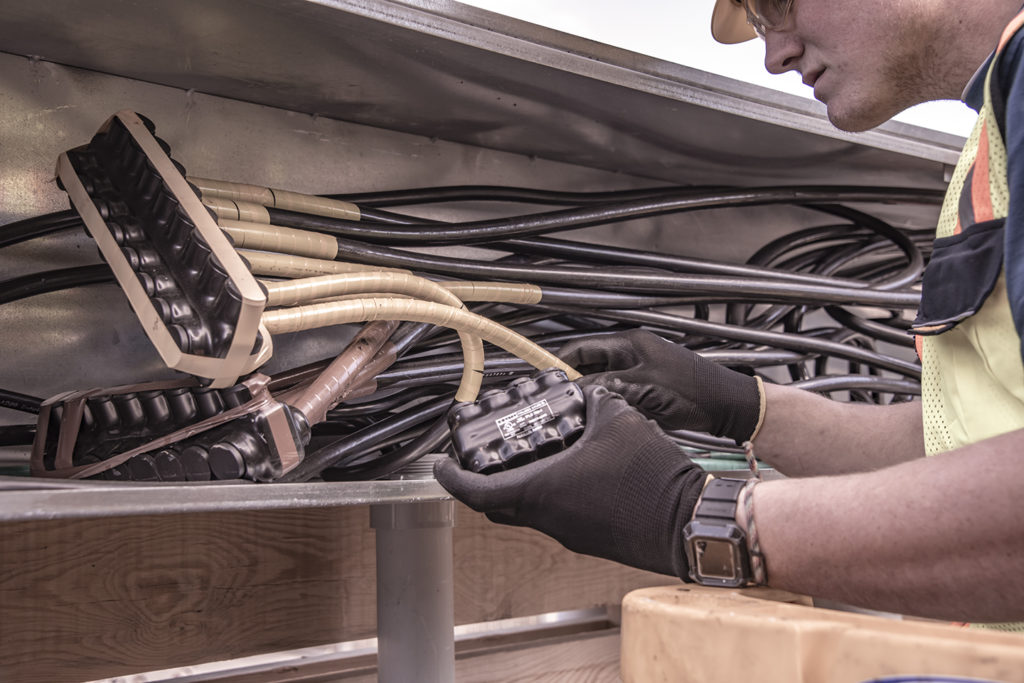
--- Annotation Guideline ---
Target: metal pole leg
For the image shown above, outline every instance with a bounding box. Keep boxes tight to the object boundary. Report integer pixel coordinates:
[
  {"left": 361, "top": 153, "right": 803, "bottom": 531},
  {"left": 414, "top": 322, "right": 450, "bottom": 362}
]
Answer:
[{"left": 371, "top": 499, "right": 455, "bottom": 683}]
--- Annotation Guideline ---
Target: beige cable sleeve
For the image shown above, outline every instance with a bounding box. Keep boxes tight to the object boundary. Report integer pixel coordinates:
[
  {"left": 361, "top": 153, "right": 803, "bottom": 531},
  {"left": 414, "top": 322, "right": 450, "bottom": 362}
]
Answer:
[
  {"left": 262, "top": 272, "right": 487, "bottom": 400},
  {"left": 190, "top": 176, "right": 361, "bottom": 221},
  {"left": 267, "top": 280, "right": 543, "bottom": 307},
  {"left": 220, "top": 219, "right": 339, "bottom": 261},
  {"left": 263, "top": 272, "right": 463, "bottom": 308},
  {"left": 240, "top": 249, "right": 409, "bottom": 278},
  {"left": 262, "top": 298, "right": 582, "bottom": 394},
  {"left": 292, "top": 292, "right": 415, "bottom": 304},
  {"left": 222, "top": 219, "right": 543, "bottom": 303},
  {"left": 202, "top": 196, "right": 271, "bottom": 224},
  {"left": 437, "top": 281, "right": 543, "bottom": 305}
]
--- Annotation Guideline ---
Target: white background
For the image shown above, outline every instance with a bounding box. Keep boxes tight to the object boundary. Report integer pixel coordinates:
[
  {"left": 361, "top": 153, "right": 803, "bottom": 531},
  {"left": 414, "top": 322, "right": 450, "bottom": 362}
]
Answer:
[{"left": 460, "top": 0, "right": 977, "bottom": 138}]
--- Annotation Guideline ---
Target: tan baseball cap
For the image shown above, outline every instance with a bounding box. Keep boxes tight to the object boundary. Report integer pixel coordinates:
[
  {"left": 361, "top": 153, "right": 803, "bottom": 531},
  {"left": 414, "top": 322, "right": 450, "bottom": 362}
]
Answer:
[{"left": 711, "top": 0, "right": 757, "bottom": 44}]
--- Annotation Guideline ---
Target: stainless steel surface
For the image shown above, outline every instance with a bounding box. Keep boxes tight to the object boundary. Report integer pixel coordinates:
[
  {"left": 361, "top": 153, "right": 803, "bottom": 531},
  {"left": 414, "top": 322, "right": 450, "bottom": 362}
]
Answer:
[
  {"left": 372, "top": 500, "right": 456, "bottom": 683},
  {"left": 0, "top": 475, "right": 450, "bottom": 521},
  {"left": 0, "top": 50, "right": 663, "bottom": 413},
  {"left": 0, "top": 46, "right": 944, "bottom": 412},
  {"left": 0, "top": 0, "right": 960, "bottom": 189},
  {"left": 0, "top": 1, "right": 951, "bottom": 502}
]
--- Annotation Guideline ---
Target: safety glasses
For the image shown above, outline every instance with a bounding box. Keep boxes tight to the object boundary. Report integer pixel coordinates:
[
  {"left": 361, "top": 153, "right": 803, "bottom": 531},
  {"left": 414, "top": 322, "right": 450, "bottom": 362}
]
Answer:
[{"left": 742, "top": 0, "right": 795, "bottom": 37}]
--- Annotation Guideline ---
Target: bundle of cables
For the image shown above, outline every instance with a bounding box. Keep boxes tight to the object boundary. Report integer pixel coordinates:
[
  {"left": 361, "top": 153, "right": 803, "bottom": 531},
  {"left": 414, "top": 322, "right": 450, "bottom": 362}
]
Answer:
[{"left": 0, "top": 111, "right": 942, "bottom": 483}]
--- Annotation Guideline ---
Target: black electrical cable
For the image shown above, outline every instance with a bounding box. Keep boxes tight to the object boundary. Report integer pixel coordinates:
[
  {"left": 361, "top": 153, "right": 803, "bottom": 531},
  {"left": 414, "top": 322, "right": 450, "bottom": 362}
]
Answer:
[
  {"left": 0, "top": 210, "right": 82, "bottom": 249},
  {"left": 278, "top": 394, "right": 452, "bottom": 482},
  {"left": 355, "top": 205, "right": 446, "bottom": 226},
  {"left": 324, "top": 385, "right": 451, "bottom": 418},
  {"left": 0, "top": 389, "right": 43, "bottom": 414},
  {"left": 0, "top": 424, "right": 36, "bottom": 447},
  {"left": 372, "top": 356, "right": 533, "bottom": 388},
  {"left": 728, "top": 220, "right": 917, "bottom": 327},
  {"left": 748, "top": 224, "right": 876, "bottom": 270},
  {"left": 0, "top": 264, "right": 113, "bottom": 305},
  {"left": 533, "top": 287, "right": 704, "bottom": 309},
  {"left": 774, "top": 238, "right": 883, "bottom": 278},
  {"left": 808, "top": 204, "right": 924, "bottom": 290},
  {"left": 310, "top": 424, "right": 431, "bottom": 457},
  {"left": 367, "top": 344, "right": 815, "bottom": 393},
  {"left": 271, "top": 186, "right": 943, "bottom": 246},
  {"left": 3, "top": 183, "right": 937, "bottom": 483},
  {"left": 541, "top": 307, "right": 921, "bottom": 378},
  {"left": 399, "top": 323, "right": 631, "bottom": 358},
  {"left": 789, "top": 375, "right": 921, "bottom": 395},
  {"left": 728, "top": 238, "right": 879, "bottom": 329},
  {"left": 824, "top": 306, "right": 916, "bottom": 348},
  {"left": 327, "top": 236, "right": 922, "bottom": 307},
  {"left": 325, "top": 184, "right": 724, "bottom": 207},
  {"left": 756, "top": 234, "right": 918, "bottom": 346},
  {"left": 388, "top": 322, "right": 438, "bottom": 358},
  {"left": 836, "top": 255, "right": 923, "bottom": 283},
  {"left": 498, "top": 234, "right": 876, "bottom": 288},
  {"left": 322, "top": 416, "right": 450, "bottom": 481}
]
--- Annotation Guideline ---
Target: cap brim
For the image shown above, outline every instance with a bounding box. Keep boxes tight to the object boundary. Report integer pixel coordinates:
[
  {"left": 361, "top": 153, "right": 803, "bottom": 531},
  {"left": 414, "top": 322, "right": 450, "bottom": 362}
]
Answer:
[{"left": 711, "top": 0, "right": 757, "bottom": 44}]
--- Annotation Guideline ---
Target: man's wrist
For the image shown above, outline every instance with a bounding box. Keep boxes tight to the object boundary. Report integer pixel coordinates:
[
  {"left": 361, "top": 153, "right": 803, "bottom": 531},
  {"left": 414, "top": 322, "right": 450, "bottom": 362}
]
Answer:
[
  {"left": 683, "top": 477, "right": 763, "bottom": 587},
  {"left": 736, "top": 478, "right": 767, "bottom": 586}
]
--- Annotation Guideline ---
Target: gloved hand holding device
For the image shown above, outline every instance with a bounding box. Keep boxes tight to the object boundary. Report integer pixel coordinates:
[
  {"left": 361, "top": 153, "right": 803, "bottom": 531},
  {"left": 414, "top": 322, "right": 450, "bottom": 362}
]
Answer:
[
  {"left": 558, "top": 329, "right": 765, "bottom": 444},
  {"left": 435, "top": 384, "right": 707, "bottom": 579}
]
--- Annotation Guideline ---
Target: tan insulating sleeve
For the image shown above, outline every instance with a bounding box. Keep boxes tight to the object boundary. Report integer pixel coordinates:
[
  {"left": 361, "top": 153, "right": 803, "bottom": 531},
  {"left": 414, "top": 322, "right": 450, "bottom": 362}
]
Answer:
[
  {"left": 289, "top": 292, "right": 415, "bottom": 303},
  {"left": 290, "top": 282, "right": 543, "bottom": 307},
  {"left": 220, "top": 219, "right": 339, "bottom": 261},
  {"left": 438, "top": 281, "right": 543, "bottom": 305},
  {"left": 263, "top": 272, "right": 486, "bottom": 399},
  {"left": 262, "top": 298, "right": 582, "bottom": 389},
  {"left": 239, "top": 250, "right": 410, "bottom": 278},
  {"left": 264, "top": 272, "right": 464, "bottom": 308},
  {"left": 202, "top": 196, "right": 271, "bottom": 224},
  {"left": 190, "top": 176, "right": 361, "bottom": 221}
]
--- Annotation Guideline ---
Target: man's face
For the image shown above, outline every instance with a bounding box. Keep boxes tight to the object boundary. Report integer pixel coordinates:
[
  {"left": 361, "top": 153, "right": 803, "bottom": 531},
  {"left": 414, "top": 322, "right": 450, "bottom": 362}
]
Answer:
[{"left": 761, "top": 0, "right": 959, "bottom": 132}]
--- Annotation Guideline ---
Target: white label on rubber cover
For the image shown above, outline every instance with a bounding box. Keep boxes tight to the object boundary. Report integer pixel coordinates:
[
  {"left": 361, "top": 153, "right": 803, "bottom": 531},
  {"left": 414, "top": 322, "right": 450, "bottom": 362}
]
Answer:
[{"left": 496, "top": 399, "right": 555, "bottom": 440}]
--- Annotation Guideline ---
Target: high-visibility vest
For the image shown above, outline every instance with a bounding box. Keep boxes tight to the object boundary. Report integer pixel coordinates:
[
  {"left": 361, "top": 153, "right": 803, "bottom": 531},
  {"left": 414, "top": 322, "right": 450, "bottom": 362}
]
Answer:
[{"left": 912, "top": 12, "right": 1024, "bottom": 456}]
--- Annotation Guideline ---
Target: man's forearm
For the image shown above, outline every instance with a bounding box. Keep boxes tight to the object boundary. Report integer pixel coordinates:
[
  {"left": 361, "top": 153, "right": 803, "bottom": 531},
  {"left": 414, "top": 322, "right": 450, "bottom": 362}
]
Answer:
[
  {"left": 753, "top": 383, "right": 925, "bottom": 476},
  {"left": 746, "top": 427, "right": 1024, "bottom": 621}
]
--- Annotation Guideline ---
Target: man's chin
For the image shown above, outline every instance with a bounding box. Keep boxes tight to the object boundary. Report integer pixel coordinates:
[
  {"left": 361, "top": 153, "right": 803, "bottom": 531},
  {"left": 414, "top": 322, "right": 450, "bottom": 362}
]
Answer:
[{"left": 825, "top": 103, "right": 890, "bottom": 133}]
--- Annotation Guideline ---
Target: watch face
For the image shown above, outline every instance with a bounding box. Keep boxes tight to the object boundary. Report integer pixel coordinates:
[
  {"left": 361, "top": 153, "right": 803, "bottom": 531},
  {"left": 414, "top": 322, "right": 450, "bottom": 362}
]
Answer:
[{"left": 694, "top": 538, "right": 739, "bottom": 581}]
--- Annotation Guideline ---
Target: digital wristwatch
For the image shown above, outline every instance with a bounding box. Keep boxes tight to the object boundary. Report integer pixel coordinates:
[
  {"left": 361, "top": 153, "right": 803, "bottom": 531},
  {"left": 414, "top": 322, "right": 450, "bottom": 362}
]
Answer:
[{"left": 682, "top": 477, "right": 759, "bottom": 588}]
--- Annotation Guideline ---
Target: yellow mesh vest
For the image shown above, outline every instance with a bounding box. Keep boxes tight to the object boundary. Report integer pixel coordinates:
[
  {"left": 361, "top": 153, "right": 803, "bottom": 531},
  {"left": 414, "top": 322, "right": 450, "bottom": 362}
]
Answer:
[
  {"left": 919, "top": 32, "right": 1024, "bottom": 457},
  {"left": 918, "top": 15, "right": 1024, "bottom": 633}
]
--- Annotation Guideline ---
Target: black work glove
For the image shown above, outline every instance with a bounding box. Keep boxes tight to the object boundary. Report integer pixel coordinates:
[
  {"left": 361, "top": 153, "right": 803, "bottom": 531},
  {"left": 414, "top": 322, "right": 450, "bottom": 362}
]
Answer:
[
  {"left": 434, "top": 385, "right": 706, "bottom": 580},
  {"left": 558, "top": 329, "right": 763, "bottom": 444}
]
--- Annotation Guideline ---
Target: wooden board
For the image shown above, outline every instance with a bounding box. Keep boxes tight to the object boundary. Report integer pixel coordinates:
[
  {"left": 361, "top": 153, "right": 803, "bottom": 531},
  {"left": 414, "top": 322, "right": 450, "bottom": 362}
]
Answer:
[
  {"left": 0, "top": 502, "right": 668, "bottom": 682},
  {"left": 622, "top": 585, "right": 1024, "bottom": 683}
]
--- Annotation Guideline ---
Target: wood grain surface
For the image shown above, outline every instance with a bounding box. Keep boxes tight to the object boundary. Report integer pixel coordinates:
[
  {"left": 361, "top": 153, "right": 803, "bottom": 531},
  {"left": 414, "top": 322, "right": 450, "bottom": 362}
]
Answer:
[{"left": 0, "top": 502, "right": 668, "bottom": 682}]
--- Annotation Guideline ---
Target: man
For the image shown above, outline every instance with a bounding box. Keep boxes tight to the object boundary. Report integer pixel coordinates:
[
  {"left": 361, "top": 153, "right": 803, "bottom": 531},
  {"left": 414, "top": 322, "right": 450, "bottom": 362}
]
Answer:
[{"left": 436, "top": 0, "right": 1024, "bottom": 623}]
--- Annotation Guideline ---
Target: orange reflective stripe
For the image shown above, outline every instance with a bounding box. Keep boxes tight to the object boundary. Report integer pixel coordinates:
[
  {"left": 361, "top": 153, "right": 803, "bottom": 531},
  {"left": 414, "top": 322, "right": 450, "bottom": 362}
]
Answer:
[
  {"left": 998, "top": 10, "right": 1024, "bottom": 51},
  {"left": 972, "top": 120, "right": 995, "bottom": 223}
]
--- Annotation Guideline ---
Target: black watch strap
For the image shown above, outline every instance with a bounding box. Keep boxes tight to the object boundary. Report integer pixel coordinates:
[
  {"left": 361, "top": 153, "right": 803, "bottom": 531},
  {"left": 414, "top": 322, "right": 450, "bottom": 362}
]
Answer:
[
  {"left": 684, "top": 477, "right": 757, "bottom": 587},
  {"left": 694, "top": 477, "right": 746, "bottom": 519}
]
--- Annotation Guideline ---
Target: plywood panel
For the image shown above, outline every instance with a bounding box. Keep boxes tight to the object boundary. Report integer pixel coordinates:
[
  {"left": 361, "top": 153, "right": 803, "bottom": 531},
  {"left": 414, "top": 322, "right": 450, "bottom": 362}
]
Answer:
[
  {"left": 452, "top": 504, "right": 671, "bottom": 625},
  {"left": 0, "top": 502, "right": 670, "bottom": 682},
  {"left": 0, "top": 507, "right": 376, "bottom": 683}
]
